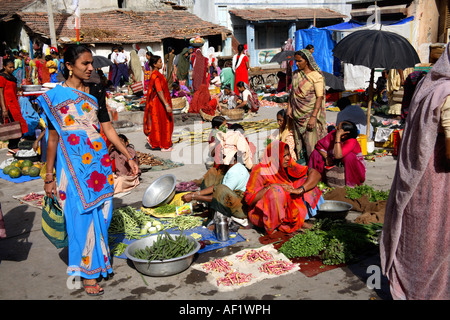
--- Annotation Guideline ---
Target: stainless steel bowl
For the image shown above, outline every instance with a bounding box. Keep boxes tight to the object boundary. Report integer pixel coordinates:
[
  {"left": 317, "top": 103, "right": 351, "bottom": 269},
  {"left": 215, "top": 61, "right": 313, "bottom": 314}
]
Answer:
[
  {"left": 22, "top": 85, "right": 42, "bottom": 92},
  {"left": 317, "top": 200, "right": 353, "bottom": 219},
  {"left": 172, "top": 109, "right": 182, "bottom": 115},
  {"left": 125, "top": 234, "right": 200, "bottom": 276},
  {"left": 142, "top": 174, "right": 176, "bottom": 208}
]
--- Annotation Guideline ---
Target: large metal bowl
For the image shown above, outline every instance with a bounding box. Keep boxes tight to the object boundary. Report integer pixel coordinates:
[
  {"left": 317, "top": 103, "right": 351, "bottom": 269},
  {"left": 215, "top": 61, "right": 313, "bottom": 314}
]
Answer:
[
  {"left": 316, "top": 200, "right": 353, "bottom": 219},
  {"left": 125, "top": 234, "right": 200, "bottom": 276},
  {"left": 22, "top": 85, "right": 42, "bottom": 92},
  {"left": 142, "top": 174, "right": 176, "bottom": 208}
]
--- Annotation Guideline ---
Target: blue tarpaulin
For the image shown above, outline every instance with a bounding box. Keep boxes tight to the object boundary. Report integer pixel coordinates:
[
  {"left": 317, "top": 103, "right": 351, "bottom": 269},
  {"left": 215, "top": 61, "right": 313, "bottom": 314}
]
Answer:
[{"left": 294, "top": 27, "right": 336, "bottom": 74}]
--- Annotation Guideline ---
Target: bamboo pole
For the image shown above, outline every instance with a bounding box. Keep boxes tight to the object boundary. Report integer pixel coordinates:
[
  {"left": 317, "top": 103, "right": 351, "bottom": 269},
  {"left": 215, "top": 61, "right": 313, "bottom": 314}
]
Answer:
[
  {"left": 366, "top": 68, "right": 375, "bottom": 138},
  {"left": 46, "top": 0, "right": 57, "bottom": 48}
]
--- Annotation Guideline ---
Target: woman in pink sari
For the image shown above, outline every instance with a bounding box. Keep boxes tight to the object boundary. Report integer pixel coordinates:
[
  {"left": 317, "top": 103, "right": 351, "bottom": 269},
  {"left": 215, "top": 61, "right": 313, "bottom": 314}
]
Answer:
[{"left": 308, "top": 120, "right": 366, "bottom": 187}]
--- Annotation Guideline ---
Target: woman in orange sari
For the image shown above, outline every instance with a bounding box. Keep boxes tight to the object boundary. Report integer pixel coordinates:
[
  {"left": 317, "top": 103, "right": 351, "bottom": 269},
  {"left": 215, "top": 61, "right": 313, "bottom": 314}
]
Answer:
[
  {"left": 244, "top": 141, "right": 323, "bottom": 234},
  {"left": 143, "top": 55, "right": 174, "bottom": 151}
]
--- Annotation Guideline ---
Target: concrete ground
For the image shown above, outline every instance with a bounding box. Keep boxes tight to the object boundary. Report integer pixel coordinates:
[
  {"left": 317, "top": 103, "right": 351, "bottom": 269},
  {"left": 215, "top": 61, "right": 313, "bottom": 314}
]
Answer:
[{"left": 0, "top": 106, "right": 396, "bottom": 303}]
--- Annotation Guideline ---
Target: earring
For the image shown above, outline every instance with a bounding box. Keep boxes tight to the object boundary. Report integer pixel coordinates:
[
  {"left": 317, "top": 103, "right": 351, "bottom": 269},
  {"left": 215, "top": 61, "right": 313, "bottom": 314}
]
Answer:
[{"left": 69, "top": 70, "right": 73, "bottom": 76}]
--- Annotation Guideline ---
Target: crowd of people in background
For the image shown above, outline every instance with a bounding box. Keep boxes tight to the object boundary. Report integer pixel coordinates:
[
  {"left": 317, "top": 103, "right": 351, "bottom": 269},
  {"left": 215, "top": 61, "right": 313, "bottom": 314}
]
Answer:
[{"left": 1, "top": 38, "right": 448, "bottom": 300}]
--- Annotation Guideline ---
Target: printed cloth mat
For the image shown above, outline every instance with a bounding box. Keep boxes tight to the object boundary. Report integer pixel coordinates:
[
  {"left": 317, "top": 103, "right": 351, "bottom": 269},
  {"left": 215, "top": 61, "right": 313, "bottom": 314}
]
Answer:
[
  {"left": 192, "top": 244, "right": 300, "bottom": 292},
  {"left": 0, "top": 171, "right": 40, "bottom": 183},
  {"left": 172, "top": 119, "right": 278, "bottom": 145},
  {"left": 109, "top": 225, "right": 246, "bottom": 259}
]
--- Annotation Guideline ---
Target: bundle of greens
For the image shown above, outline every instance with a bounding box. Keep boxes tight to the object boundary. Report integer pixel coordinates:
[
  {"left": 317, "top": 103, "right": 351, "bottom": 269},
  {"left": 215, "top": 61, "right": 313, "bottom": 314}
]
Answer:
[
  {"left": 109, "top": 206, "right": 159, "bottom": 239},
  {"left": 345, "top": 184, "right": 390, "bottom": 202},
  {"left": 278, "top": 219, "right": 383, "bottom": 265}
]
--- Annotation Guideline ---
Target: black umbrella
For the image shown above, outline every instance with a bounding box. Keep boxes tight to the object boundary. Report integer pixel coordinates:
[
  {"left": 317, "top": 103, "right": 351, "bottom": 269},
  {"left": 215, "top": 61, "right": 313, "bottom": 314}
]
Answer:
[
  {"left": 92, "top": 55, "right": 113, "bottom": 69},
  {"left": 323, "top": 72, "right": 345, "bottom": 91},
  {"left": 270, "top": 50, "right": 295, "bottom": 63},
  {"left": 333, "top": 29, "right": 420, "bottom": 70},
  {"left": 332, "top": 29, "right": 420, "bottom": 137}
]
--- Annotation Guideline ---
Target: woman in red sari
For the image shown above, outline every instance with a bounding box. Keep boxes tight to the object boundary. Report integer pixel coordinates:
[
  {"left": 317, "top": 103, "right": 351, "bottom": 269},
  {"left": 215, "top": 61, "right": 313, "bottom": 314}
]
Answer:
[
  {"left": 143, "top": 55, "right": 174, "bottom": 151},
  {"left": 0, "top": 59, "right": 28, "bottom": 153},
  {"left": 192, "top": 48, "right": 208, "bottom": 93},
  {"left": 233, "top": 44, "right": 249, "bottom": 95},
  {"left": 244, "top": 141, "right": 323, "bottom": 235}
]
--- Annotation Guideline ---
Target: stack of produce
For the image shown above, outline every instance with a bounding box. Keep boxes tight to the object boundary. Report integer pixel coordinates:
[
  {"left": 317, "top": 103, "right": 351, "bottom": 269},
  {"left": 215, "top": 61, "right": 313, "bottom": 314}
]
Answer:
[
  {"left": 2, "top": 160, "right": 41, "bottom": 179},
  {"left": 278, "top": 219, "right": 383, "bottom": 266}
]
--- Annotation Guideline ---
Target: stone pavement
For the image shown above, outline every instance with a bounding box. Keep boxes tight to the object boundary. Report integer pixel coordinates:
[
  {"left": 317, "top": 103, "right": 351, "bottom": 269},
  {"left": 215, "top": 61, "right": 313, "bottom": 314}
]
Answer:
[{"left": 0, "top": 106, "right": 396, "bottom": 302}]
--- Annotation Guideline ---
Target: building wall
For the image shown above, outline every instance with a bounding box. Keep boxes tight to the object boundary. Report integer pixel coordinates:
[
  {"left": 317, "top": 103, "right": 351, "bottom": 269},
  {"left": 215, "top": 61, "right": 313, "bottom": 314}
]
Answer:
[{"left": 410, "top": 0, "right": 440, "bottom": 63}]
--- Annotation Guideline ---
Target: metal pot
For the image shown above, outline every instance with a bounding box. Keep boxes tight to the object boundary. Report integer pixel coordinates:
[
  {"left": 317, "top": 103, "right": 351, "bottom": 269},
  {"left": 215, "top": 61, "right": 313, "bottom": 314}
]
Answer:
[
  {"left": 142, "top": 174, "right": 176, "bottom": 208},
  {"left": 125, "top": 234, "right": 200, "bottom": 276},
  {"left": 316, "top": 200, "right": 353, "bottom": 219}
]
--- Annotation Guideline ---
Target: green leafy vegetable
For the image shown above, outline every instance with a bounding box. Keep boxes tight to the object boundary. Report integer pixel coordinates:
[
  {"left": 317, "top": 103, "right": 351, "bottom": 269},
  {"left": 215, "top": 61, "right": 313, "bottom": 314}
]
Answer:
[{"left": 345, "top": 184, "right": 390, "bottom": 202}]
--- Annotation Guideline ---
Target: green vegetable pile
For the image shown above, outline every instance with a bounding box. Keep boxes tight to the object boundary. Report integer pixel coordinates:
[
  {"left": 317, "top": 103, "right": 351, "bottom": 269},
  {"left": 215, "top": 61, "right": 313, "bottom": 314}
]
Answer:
[
  {"left": 109, "top": 206, "right": 161, "bottom": 239},
  {"left": 132, "top": 231, "right": 196, "bottom": 261},
  {"left": 161, "top": 215, "right": 204, "bottom": 231},
  {"left": 278, "top": 219, "right": 383, "bottom": 265},
  {"left": 153, "top": 203, "right": 177, "bottom": 214},
  {"left": 345, "top": 184, "right": 390, "bottom": 202}
]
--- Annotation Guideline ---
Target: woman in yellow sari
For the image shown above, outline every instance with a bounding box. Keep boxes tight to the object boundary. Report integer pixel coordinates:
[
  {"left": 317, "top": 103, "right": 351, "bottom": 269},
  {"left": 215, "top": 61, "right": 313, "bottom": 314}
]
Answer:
[{"left": 287, "top": 49, "right": 327, "bottom": 164}]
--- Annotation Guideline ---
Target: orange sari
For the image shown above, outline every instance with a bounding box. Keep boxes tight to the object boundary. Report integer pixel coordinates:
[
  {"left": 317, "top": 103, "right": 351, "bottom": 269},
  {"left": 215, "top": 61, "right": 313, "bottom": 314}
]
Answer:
[
  {"left": 143, "top": 69, "right": 174, "bottom": 149},
  {"left": 244, "top": 141, "right": 322, "bottom": 234}
]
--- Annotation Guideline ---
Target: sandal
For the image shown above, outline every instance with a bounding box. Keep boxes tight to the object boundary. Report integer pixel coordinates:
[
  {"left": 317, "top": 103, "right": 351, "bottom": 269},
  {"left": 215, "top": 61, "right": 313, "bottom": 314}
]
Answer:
[{"left": 82, "top": 280, "right": 104, "bottom": 296}]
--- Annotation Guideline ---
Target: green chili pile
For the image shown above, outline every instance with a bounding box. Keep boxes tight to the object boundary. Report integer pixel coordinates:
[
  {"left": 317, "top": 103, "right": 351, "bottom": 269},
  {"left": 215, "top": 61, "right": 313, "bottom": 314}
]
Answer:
[{"left": 132, "top": 231, "right": 196, "bottom": 261}]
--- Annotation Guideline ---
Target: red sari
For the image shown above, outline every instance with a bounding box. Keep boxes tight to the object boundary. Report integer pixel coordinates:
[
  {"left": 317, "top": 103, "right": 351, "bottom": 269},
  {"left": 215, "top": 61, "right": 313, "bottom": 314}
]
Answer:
[
  {"left": 189, "top": 84, "right": 217, "bottom": 115},
  {"left": 143, "top": 69, "right": 174, "bottom": 149},
  {"left": 0, "top": 74, "right": 28, "bottom": 134},
  {"left": 244, "top": 141, "right": 322, "bottom": 234},
  {"left": 192, "top": 49, "right": 208, "bottom": 92},
  {"left": 233, "top": 54, "right": 249, "bottom": 95}
]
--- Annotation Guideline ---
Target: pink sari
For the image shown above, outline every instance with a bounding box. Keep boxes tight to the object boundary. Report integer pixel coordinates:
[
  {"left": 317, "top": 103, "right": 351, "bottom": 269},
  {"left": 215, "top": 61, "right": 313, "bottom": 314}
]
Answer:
[{"left": 308, "top": 130, "right": 365, "bottom": 187}]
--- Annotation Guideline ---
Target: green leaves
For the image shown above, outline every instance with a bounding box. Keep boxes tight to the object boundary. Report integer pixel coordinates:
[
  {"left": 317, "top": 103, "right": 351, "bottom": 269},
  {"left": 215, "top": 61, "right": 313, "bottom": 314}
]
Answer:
[
  {"left": 278, "top": 219, "right": 383, "bottom": 265},
  {"left": 345, "top": 185, "right": 390, "bottom": 202}
]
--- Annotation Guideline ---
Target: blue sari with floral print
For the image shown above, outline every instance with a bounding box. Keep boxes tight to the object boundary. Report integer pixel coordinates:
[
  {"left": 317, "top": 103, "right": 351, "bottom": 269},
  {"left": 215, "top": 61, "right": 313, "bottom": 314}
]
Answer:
[{"left": 37, "top": 84, "right": 114, "bottom": 280}]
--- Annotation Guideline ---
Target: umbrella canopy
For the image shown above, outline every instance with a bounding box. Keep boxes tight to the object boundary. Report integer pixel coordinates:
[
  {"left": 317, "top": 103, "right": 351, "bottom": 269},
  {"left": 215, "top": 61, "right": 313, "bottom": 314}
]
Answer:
[
  {"left": 332, "top": 29, "right": 420, "bottom": 70},
  {"left": 323, "top": 72, "right": 345, "bottom": 91},
  {"left": 92, "top": 55, "right": 113, "bottom": 69},
  {"left": 270, "top": 50, "right": 295, "bottom": 64},
  {"left": 332, "top": 29, "right": 420, "bottom": 138}
]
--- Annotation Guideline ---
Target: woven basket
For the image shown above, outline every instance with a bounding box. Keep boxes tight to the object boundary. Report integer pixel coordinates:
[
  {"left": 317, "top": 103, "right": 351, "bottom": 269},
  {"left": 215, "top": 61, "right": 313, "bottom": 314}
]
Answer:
[
  {"left": 199, "top": 109, "right": 220, "bottom": 122},
  {"left": 172, "top": 97, "right": 186, "bottom": 110},
  {"left": 221, "top": 108, "right": 245, "bottom": 120}
]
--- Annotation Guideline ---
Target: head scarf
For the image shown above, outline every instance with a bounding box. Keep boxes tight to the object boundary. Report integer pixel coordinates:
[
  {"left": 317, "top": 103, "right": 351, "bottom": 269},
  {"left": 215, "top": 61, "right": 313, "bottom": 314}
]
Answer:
[
  {"left": 176, "top": 47, "right": 190, "bottom": 80},
  {"left": 299, "top": 49, "right": 321, "bottom": 74}
]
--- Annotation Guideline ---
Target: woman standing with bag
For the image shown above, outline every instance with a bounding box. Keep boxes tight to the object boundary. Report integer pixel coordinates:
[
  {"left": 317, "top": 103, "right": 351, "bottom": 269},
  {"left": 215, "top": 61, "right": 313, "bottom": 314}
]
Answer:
[
  {"left": 37, "top": 45, "right": 139, "bottom": 296},
  {"left": 0, "top": 58, "right": 28, "bottom": 154},
  {"left": 143, "top": 55, "right": 174, "bottom": 151}
]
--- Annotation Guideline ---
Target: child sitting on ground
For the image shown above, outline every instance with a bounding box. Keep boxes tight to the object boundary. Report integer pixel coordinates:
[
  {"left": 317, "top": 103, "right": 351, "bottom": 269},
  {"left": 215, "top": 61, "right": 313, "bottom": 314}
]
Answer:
[{"left": 108, "top": 134, "right": 141, "bottom": 194}]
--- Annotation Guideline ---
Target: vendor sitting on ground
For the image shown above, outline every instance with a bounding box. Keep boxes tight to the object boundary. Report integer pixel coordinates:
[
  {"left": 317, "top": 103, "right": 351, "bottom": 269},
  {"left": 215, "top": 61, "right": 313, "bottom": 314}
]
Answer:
[
  {"left": 182, "top": 148, "right": 250, "bottom": 224},
  {"left": 206, "top": 116, "right": 228, "bottom": 168},
  {"left": 308, "top": 120, "right": 366, "bottom": 187},
  {"left": 109, "top": 134, "right": 141, "bottom": 194},
  {"left": 235, "top": 81, "right": 260, "bottom": 113},
  {"left": 244, "top": 141, "right": 323, "bottom": 234},
  {"left": 210, "top": 70, "right": 221, "bottom": 88},
  {"left": 218, "top": 84, "right": 237, "bottom": 111},
  {"left": 171, "top": 80, "right": 192, "bottom": 103}
]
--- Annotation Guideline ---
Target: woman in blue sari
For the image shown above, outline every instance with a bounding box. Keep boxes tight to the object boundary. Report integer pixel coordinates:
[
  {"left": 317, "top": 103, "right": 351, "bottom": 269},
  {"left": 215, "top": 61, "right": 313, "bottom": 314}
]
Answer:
[{"left": 37, "top": 45, "right": 139, "bottom": 296}]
